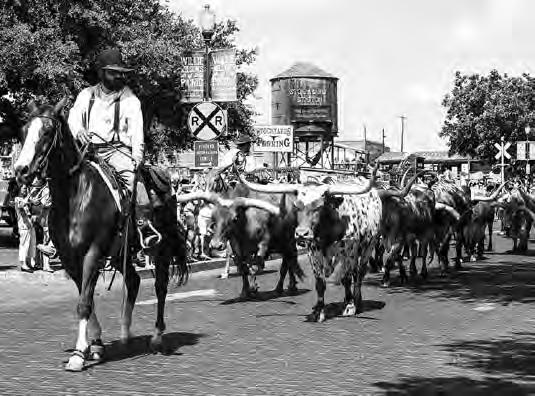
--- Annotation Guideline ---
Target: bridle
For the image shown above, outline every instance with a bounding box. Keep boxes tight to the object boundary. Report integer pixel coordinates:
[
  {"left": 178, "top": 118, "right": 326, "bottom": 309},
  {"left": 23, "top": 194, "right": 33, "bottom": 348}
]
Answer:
[{"left": 28, "top": 114, "right": 63, "bottom": 178}]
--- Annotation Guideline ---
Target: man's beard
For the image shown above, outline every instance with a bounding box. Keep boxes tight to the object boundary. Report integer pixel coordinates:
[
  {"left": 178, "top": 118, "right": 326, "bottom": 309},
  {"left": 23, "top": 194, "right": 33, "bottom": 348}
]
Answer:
[{"left": 102, "top": 77, "right": 125, "bottom": 92}]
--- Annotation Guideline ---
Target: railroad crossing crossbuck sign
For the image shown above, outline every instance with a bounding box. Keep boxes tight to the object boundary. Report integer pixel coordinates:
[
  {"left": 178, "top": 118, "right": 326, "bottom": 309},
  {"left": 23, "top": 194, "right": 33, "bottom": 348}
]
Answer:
[
  {"left": 187, "top": 102, "right": 227, "bottom": 141},
  {"left": 494, "top": 141, "right": 511, "bottom": 160}
]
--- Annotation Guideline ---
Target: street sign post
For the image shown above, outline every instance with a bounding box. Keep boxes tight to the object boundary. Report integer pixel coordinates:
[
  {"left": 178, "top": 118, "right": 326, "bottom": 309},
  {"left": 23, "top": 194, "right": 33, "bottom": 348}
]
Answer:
[
  {"left": 187, "top": 102, "right": 227, "bottom": 141},
  {"left": 194, "top": 141, "right": 219, "bottom": 167}
]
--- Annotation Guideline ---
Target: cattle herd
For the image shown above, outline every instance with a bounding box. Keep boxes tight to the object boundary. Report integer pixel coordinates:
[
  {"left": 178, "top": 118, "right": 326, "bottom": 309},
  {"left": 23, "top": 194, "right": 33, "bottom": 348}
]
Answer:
[{"left": 176, "top": 163, "right": 531, "bottom": 322}]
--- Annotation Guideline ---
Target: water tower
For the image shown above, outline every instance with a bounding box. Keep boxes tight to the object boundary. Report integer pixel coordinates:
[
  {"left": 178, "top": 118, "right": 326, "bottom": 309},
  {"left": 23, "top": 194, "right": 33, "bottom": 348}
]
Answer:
[{"left": 270, "top": 62, "right": 338, "bottom": 168}]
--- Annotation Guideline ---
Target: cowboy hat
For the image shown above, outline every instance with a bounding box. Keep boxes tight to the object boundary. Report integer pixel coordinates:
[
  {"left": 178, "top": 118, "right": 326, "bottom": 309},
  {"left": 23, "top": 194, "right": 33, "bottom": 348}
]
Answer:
[
  {"left": 96, "top": 48, "right": 133, "bottom": 73},
  {"left": 235, "top": 134, "right": 253, "bottom": 145}
]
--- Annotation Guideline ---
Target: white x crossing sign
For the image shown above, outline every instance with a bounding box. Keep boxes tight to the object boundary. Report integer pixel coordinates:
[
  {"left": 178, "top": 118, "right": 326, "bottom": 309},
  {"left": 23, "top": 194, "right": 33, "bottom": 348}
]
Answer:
[
  {"left": 494, "top": 142, "right": 511, "bottom": 160},
  {"left": 187, "top": 101, "right": 227, "bottom": 141}
]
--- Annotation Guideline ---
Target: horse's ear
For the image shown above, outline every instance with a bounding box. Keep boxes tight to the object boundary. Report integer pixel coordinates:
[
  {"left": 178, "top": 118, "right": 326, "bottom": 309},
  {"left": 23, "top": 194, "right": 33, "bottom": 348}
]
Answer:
[
  {"left": 54, "top": 97, "right": 68, "bottom": 114},
  {"left": 27, "top": 100, "right": 38, "bottom": 114}
]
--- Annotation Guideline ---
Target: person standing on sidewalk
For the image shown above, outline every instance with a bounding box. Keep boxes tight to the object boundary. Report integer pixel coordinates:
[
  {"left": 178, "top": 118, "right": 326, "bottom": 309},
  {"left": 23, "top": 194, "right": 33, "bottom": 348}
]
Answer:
[
  {"left": 30, "top": 178, "right": 55, "bottom": 272},
  {"left": 15, "top": 185, "right": 36, "bottom": 272}
]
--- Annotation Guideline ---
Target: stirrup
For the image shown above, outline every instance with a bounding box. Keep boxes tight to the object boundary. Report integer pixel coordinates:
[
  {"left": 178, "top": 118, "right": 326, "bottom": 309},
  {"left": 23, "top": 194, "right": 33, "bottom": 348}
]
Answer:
[{"left": 137, "top": 220, "right": 162, "bottom": 249}]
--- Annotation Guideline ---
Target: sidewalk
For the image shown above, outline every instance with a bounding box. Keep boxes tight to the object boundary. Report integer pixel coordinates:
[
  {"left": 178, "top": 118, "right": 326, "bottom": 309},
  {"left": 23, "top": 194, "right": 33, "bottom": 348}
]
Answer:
[{"left": 0, "top": 248, "right": 307, "bottom": 282}]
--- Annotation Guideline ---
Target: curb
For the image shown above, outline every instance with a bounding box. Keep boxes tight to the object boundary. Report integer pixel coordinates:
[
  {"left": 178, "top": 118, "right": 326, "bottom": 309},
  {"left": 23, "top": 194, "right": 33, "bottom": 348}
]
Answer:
[{"left": 136, "top": 248, "right": 307, "bottom": 280}]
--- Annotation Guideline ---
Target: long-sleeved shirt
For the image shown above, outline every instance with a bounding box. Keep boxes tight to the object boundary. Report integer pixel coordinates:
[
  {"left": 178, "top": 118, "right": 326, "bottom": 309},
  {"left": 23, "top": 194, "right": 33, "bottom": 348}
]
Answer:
[{"left": 68, "top": 84, "right": 144, "bottom": 163}]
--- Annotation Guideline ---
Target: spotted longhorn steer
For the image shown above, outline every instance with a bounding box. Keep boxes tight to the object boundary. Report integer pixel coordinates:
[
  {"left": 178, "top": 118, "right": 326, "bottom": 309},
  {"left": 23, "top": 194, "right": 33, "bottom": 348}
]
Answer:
[{"left": 237, "top": 168, "right": 380, "bottom": 322}]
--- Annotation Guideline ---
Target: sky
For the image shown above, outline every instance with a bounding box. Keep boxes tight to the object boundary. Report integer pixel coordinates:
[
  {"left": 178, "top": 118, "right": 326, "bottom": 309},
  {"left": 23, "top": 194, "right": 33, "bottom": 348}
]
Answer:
[{"left": 168, "top": 0, "right": 532, "bottom": 152}]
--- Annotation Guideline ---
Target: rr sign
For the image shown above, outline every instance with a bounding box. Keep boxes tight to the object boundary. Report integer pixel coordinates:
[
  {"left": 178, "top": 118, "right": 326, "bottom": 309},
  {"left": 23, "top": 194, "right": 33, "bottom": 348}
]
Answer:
[{"left": 187, "top": 102, "right": 227, "bottom": 141}]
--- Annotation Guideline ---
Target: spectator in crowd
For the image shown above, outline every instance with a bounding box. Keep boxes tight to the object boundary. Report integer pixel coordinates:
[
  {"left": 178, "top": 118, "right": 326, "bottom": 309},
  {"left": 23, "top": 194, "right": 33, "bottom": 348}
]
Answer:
[
  {"left": 221, "top": 134, "right": 257, "bottom": 172},
  {"left": 15, "top": 186, "right": 36, "bottom": 272},
  {"left": 196, "top": 202, "right": 214, "bottom": 260},
  {"left": 30, "top": 178, "right": 55, "bottom": 271}
]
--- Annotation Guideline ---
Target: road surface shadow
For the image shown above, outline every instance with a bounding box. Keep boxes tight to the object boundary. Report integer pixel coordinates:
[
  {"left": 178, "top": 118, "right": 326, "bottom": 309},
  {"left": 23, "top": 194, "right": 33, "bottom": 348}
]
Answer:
[
  {"left": 64, "top": 332, "right": 206, "bottom": 368},
  {"left": 220, "top": 288, "right": 311, "bottom": 305},
  {"left": 304, "top": 299, "right": 386, "bottom": 322},
  {"left": 373, "top": 376, "right": 533, "bottom": 395},
  {"left": 365, "top": 260, "right": 535, "bottom": 304},
  {"left": 441, "top": 332, "right": 535, "bottom": 379}
]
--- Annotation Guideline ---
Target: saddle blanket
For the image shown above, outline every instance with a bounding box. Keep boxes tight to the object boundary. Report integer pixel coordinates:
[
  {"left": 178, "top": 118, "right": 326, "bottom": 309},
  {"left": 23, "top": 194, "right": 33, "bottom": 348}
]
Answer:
[{"left": 88, "top": 161, "right": 123, "bottom": 213}]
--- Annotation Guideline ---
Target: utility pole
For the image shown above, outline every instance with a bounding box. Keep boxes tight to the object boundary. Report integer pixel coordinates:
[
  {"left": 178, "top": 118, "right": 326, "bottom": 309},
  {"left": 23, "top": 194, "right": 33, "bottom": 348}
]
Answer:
[
  {"left": 399, "top": 115, "right": 406, "bottom": 152},
  {"left": 382, "top": 128, "right": 386, "bottom": 154}
]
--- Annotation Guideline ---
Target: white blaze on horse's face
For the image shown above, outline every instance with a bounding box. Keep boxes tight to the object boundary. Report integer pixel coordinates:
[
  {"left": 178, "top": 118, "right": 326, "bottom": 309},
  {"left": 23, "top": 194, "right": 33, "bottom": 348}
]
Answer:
[{"left": 14, "top": 117, "right": 44, "bottom": 173}]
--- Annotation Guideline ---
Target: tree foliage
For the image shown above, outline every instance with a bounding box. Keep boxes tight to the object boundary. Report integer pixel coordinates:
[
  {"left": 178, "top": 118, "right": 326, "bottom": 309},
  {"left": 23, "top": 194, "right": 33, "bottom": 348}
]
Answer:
[
  {"left": 441, "top": 70, "right": 535, "bottom": 166},
  {"left": 0, "top": 0, "right": 258, "bottom": 158}
]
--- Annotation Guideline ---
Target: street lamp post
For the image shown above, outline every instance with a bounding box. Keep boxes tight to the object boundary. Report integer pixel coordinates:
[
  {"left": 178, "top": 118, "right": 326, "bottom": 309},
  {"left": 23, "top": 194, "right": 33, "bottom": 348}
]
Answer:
[
  {"left": 526, "top": 125, "right": 531, "bottom": 188},
  {"left": 199, "top": 4, "right": 216, "bottom": 101}
]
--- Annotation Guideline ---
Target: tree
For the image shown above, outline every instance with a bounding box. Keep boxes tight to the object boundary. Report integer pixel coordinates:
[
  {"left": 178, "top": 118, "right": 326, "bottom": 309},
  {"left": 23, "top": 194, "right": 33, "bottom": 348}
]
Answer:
[
  {"left": 441, "top": 70, "right": 535, "bottom": 167},
  {"left": 0, "top": 0, "right": 258, "bottom": 158}
]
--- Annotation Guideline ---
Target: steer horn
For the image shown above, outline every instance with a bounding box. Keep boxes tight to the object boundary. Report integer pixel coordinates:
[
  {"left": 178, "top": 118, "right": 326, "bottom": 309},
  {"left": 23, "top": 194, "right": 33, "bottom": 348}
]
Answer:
[
  {"left": 232, "top": 197, "right": 280, "bottom": 216},
  {"left": 435, "top": 202, "right": 460, "bottom": 221},
  {"left": 325, "top": 163, "right": 379, "bottom": 195},
  {"left": 471, "top": 182, "right": 507, "bottom": 203},
  {"left": 378, "top": 170, "right": 425, "bottom": 200},
  {"left": 176, "top": 191, "right": 280, "bottom": 216},
  {"left": 236, "top": 171, "right": 299, "bottom": 194}
]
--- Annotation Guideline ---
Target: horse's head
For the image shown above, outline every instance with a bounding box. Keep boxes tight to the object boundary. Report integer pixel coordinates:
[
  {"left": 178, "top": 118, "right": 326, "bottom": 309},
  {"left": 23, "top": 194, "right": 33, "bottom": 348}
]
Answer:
[{"left": 14, "top": 98, "right": 68, "bottom": 185}]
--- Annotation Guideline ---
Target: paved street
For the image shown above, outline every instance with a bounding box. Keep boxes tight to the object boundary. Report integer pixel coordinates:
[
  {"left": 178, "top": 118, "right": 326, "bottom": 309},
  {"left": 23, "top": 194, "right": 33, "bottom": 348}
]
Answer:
[{"left": 0, "top": 229, "right": 533, "bottom": 395}]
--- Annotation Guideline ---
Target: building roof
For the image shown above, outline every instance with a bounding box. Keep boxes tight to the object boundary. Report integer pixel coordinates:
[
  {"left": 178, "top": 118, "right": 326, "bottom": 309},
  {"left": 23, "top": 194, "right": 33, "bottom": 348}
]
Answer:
[
  {"left": 376, "top": 152, "right": 411, "bottom": 163},
  {"left": 271, "top": 62, "right": 337, "bottom": 80},
  {"left": 413, "top": 151, "right": 474, "bottom": 163},
  {"left": 376, "top": 150, "right": 476, "bottom": 164}
]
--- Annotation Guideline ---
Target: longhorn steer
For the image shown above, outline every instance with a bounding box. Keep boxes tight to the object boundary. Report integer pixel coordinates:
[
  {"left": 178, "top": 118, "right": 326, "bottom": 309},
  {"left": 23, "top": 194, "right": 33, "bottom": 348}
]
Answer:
[
  {"left": 379, "top": 180, "right": 461, "bottom": 286},
  {"left": 500, "top": 188, "right": 535, "bottom": 253},
  {"left": 177, "top": 186, "right": 304, "bottom": 298},
  {"left": 237, "top": 168, "right": 380, "bottom": 322}
]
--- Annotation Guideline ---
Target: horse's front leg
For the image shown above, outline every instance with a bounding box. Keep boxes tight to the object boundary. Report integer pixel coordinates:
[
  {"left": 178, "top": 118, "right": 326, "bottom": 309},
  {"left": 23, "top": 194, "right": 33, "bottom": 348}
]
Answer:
[
  {"left": 65, "top": 246, "right": 101, "bottom": 372},
  {"left": 119, "top": 255, "right": 140, "bottom": 344},
  {"left": 152, "top": 255, "right": 169, "bottom": 351}
]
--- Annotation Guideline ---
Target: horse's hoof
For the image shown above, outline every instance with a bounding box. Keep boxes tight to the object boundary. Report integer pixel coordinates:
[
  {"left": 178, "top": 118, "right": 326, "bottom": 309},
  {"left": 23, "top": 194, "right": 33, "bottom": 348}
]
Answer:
[
  {"left": 318, "top": 310, "right": 326, "bottom": 323},
  {"left": 150, "top": 334, "right": 163, "bottom": 353},
  {"left": 65, "top": 352, "right": 85, "bottom": 372},
  {"left": 89, "top": 343, "right": 105, "bottom": 363},
  {"left": 470, "top": 255, "right": 477, "bottom": 262},
  {"left": 342, "top": 303, "right": 356, "bottom": 317}
]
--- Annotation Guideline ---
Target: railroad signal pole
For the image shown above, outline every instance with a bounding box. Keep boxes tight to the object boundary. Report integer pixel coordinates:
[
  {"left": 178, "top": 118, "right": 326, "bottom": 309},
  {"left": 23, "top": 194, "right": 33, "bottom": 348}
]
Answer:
[{"left": 382, "top": 128, "right": 386, "bottom": 154}]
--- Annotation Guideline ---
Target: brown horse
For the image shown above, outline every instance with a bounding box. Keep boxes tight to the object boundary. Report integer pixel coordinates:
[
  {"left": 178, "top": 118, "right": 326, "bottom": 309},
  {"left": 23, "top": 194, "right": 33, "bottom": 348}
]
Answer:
[{"left": 14, "top": 98, "right": 187, "bottom": 371}]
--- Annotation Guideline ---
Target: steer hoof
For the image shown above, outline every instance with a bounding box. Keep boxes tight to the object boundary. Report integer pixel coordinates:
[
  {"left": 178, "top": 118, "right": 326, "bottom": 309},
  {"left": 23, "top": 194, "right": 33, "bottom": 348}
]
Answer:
[
  {"left": 342, "top": 303, "right": 356, "bottom": 317},
  {"left": 150, "top": 334, "right": 163, "bottom": 353},
  {"left": 274, "top": 285, "right": 284, "bottom": 296}
]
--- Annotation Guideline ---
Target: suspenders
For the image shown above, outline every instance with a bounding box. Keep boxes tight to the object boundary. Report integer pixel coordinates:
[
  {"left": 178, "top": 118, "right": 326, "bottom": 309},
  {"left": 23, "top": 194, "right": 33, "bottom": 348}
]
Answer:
[{"left": 86, "top": 88, "right": 122, "bottom": 144}]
